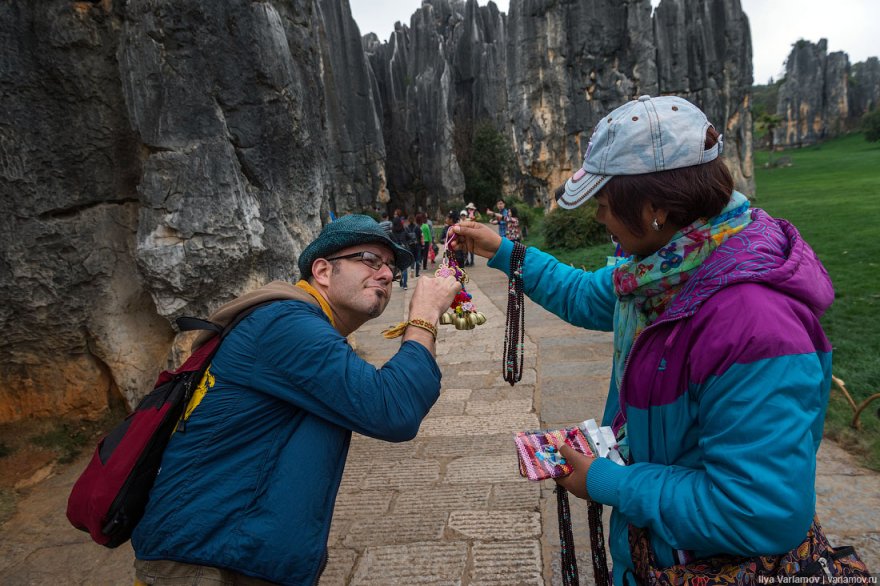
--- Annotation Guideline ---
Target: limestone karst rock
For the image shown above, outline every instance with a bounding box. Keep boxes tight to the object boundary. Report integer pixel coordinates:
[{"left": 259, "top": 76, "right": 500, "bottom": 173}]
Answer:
[
  {"left": 366, "top": 0, "right": 755, "bottom": 210},
  {"left": 1, "top": 1, "right": 335, "bottom": 420},
  {"left": 774, "top": 40, "right": 880, "bottom": 148}
]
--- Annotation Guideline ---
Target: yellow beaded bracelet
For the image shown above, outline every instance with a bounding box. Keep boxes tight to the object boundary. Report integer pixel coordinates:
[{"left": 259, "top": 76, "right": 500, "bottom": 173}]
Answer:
[
  {"left": 406, "top": 318, "right": 438, "bottom": 340},
  {"left": 382, "top": 317, "right": 438, "bottom": 340}
]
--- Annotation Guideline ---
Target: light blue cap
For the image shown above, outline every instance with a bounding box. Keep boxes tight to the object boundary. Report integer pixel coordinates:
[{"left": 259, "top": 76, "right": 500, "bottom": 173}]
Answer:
[{"left": 558, "top": 95, "right": 723, "bottom": 209}]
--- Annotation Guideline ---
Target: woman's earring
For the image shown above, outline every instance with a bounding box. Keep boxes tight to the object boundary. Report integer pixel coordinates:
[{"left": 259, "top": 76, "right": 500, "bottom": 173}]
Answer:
[{"left": 651, "top": 218, "right": 663, "bottom": 232}]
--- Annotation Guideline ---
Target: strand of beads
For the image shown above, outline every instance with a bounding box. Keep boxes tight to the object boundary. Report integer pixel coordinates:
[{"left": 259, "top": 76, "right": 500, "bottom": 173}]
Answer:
[
  {"left": 556, "top": 486, "right": 579, "bottom": 586},
  {"left": 436, "top": 232, "right": 486, "bottom": 330},
  {"left": 503, "top": 241, "right": 526, "bottom": 384}
]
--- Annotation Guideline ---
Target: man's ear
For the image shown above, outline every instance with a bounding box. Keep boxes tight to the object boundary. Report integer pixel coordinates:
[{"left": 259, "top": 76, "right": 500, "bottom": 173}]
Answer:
[{"left": 310, "top": 259, "right": 333, "bottom": 288}]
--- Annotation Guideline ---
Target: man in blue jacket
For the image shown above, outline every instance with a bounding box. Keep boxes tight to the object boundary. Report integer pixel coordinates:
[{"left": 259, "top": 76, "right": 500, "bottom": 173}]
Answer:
[{"left": 132, "top": 215, "right": 461, "bottom": 585}]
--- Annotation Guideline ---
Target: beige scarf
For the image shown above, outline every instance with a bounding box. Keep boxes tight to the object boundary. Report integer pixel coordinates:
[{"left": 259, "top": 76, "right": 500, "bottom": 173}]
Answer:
[{"left": 191, "top": 280, "right": 334, "bottom": 349}]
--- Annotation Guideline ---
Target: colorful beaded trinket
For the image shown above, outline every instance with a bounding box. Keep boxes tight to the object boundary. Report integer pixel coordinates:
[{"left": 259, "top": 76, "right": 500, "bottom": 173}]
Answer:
[{"left": 437, "top": 231, "right": 486, "bottom": 330}]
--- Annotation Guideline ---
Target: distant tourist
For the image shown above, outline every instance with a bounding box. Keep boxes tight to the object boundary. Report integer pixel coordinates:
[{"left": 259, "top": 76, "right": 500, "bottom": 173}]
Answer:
[
  {"left": 485, "top": 199, "right": 509, "bottom": 238},
  {"left": 378, "top": 210, "right": 392, "bottom": 234}
]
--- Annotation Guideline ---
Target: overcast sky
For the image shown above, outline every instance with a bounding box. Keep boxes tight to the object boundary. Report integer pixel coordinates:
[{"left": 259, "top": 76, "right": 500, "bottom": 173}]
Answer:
[{"left": 348, "top": 0, "right": 880, "bottom": 85}]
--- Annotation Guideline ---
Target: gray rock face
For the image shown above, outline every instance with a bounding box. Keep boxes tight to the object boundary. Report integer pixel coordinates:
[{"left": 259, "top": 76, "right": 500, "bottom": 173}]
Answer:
[
  {"left": 507, "top": 0, "right": 659, "bottom": 201},
  {"left": 0, "top": 1, "right": 171, "bottom": 421},
  {"left": 365, "top": 1, "right": 471, "bottom": 216},
  {"left": 1, "top": 1, "right": 335, "bottom": 420},
  {"left": 774, "top": 40, "right": 880, "bottom": 148},
  {"left": 123, "top": 1, "right": 329, "bottom": 318},
  {"left": 850, "top": 57, "right": 880, "bottom": 120},
  {"left": 317, "top": 0, "right": 389, "bottom": 210},
  {"left": 654, "top": 0, "right": 754, "bottom": 197},
  {"left": 367, "top": 0, "right": 755, "bottom": 209}
]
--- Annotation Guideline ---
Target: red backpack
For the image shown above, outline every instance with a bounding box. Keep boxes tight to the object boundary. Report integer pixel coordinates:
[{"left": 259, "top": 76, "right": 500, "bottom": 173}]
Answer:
[{"left": 66, "top": 305, "right": 269, "bottom": 547}]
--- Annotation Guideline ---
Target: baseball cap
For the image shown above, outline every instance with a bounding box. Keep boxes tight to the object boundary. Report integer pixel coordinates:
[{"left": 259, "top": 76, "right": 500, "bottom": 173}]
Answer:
[
  {"left": 297, "top": 214, "right": 413, "bottom": 279},
  {"left": 557, "top": 95, "right": 723, "bottom": 209}
]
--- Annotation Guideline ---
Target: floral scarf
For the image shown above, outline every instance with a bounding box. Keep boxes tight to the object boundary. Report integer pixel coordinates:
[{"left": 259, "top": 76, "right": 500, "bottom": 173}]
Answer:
[{"left": 611, "top": 191, "right": 752, "bottom": 394}]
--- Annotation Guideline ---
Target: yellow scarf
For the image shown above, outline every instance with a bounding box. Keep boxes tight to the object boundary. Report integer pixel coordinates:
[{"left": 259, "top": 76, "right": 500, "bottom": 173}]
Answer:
[{"left": 295, "top": 280, "right": 335, "bottom": 327}]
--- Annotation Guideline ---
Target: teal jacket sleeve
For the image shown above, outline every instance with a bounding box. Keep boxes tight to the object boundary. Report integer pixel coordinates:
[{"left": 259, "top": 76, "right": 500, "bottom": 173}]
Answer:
[
  {"left": 488, "top": 238, "right": 616, "bottom": 331},
  {"left": 246, "top": 301, "right": 441, "bottom": 442},
  {"left": 587, "top": 352, "right": 824, "bottom": 556}
]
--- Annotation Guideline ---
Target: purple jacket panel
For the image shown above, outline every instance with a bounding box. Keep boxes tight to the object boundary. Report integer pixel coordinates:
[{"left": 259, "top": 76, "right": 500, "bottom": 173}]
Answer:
[{"left": 618, "top": 209, "right": 834, "bottom": 413}]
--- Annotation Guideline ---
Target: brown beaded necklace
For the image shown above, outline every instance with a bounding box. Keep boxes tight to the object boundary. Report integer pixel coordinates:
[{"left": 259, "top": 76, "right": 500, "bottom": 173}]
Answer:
[
  {"left": 503, "top": 241, "right": 526, "bottom": 386},
  {"left": 588, "top": 500, "right": 611, "bottom": 586},
  {"left": 557, "top": 486, "right": 579, "bottom": 585}
]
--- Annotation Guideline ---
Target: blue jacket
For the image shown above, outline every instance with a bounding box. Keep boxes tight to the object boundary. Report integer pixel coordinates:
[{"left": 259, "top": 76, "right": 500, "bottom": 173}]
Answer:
[
  {"left": 132, "top": 300, "right": 441, "bottom": 585},
  {"left": 489, "top": 209, "right": 833, "bottom": 585}
]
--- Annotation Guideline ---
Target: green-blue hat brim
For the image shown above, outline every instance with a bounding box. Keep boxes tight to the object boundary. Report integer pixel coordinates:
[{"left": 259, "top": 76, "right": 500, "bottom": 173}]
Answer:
[{"left": 297, "top": 214, "right": 414, "bottom": 279}]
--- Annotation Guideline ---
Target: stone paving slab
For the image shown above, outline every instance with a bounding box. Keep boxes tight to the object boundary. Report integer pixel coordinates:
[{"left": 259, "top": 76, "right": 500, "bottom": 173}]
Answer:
[
  {"left": 447, "top": 511, "right": 541, "bottom": 540},
  {"left": 331, "top": 490, "right": 394, "bottom": 520},
  {"left": 418, "top": 413, "right": 540, "bottom": 437},
  {"left": 395, "top": 486, "right": 491, "bottom": 514},
  {"left": 465, "top": 399, "right": 533, "bottom": 416},
  {"left": 489, "top": 483, "right": 541, "bottom": 511},
  {"left": 469, "top": 540, "right": 543, "bottom": 585},
  {"left": 418, "top": 433, "right": 513, "bottom": 458},
  {"left": 445, "top": 455, "right": 523, "bottom": 484},
  {"left": 343, "top": 512, "right": 448, "bottom": 548},
  {"left": 350, "top": 542, "right": 468, "bottom": 585}
]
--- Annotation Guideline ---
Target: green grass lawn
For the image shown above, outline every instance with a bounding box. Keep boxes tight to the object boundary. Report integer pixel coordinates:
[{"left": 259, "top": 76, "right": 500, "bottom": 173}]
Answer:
[
  {"left": 525, "top": 132, "right": 880, "bottom": 469},
  {"left": 753, "top": 133, "right": 880, "bottom": 469}
]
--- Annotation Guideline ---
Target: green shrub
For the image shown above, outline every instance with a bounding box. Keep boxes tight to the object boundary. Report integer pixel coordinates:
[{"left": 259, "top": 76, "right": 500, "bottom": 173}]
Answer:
[
  {"left": 462, "top": 122, "right": 514, "bottom": 210},
  {"left": 543, "top": 202, "right": 606, "bottom": 249},
  {"left": 863, "top": 108, "right": 880, "bottom": 143}
]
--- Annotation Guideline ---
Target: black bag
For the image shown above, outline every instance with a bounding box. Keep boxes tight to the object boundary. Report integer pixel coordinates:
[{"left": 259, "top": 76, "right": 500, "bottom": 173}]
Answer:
[{"left": 66, "top": 304, "right": 273, "bottom": 547}]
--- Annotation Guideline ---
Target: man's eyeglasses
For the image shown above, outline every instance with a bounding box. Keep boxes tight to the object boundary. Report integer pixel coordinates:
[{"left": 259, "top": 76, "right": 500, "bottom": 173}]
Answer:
[{"left": 324, "top": 251, "right": 401, "bottom": 280}]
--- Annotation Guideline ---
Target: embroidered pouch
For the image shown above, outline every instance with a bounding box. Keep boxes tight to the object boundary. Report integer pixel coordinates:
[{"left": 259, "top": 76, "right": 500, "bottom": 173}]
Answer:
[{"left": 514, "top": 426, "right": 595, "bottom": 481}]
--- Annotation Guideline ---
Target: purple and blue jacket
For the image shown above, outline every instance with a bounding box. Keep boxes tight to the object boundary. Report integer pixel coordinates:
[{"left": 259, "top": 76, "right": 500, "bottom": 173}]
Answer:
[{"left": 489, "top": 208, "right": 834, "bottom": 585}]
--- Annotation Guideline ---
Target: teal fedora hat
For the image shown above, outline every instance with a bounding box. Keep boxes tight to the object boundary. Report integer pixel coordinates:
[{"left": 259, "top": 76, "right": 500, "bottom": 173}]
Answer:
[{"left": 297, "top": 214, "right": 413, "bottom": 279}]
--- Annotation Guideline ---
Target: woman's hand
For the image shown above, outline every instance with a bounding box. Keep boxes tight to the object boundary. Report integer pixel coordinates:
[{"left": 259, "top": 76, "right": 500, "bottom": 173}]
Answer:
[
  {"left": 451, "top": 221, "right": 503, "bottom": 259},
  {"left": 553, "top": 442, "right": 595, "bottom": 500}
]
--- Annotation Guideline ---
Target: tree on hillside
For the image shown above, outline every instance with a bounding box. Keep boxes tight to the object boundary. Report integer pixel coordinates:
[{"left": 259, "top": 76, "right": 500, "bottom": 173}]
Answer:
[
  {"left": 462, "top": 121, "right": 514, "bottom": 211},
  {"left": 864, "top": 108, "right": 880, "bottom": 142},
  {"left": 755, "top": 112, "right": 783, "bottom": 165}
]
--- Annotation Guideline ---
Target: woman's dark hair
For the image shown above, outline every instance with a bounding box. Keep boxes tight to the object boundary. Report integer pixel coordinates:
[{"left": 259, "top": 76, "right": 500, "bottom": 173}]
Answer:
[
  {"left": 602, "top": 127, "right": 733, "bottom": 237},
  {"left": 392, "top": 216, "right": 404, "bottom": 232}
]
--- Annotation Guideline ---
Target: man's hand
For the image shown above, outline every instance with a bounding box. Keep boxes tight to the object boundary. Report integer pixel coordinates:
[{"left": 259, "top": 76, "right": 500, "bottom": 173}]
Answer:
[
  {"left": 553, "top": 442, "right": 595, "bottom": 500},
  {"left": 402, "top": 274, "right": 461, "bottom": 353},
  {"left": 408, "top": 274, "right": 461, "bottom": 324}
]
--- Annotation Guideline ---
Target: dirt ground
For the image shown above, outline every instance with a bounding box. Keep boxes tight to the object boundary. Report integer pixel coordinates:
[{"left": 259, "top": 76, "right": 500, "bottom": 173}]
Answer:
[{"left": 0, "top": 413, "right": 120, "bottom": 526}]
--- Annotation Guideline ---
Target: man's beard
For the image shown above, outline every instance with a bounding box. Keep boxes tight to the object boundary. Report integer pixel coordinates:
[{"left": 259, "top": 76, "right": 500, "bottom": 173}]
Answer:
[{"left": 366, "top": 290, "right": 388, "bottom": 319}]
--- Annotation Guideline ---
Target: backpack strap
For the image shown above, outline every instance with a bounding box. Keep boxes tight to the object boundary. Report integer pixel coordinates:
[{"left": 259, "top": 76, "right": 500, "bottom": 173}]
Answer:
[
  {"left": 220, "top": 300, "right": 279, "bottom": 339},
  {"left": 175, "top": 316, "right": 223, "bottom": 335},
  {"left": 175, "top": 299, "right": 281, "bottom": 433}
]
